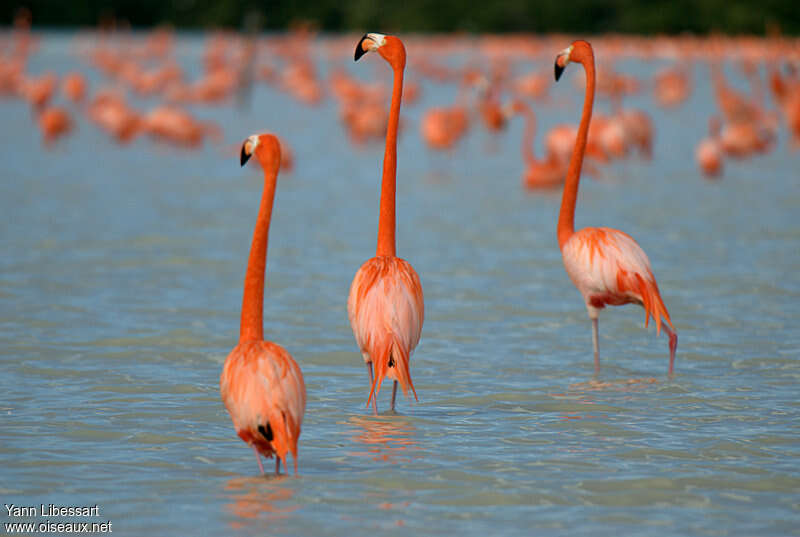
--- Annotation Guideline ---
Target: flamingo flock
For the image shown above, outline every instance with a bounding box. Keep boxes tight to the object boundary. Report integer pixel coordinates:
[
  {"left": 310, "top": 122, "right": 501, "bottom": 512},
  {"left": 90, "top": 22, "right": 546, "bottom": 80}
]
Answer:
[
  {"left": 7, "top": 18, "right": 799, "bottom": 476},
  {"left": 5, "top": 22, "right": 798, "bottom": 178}
]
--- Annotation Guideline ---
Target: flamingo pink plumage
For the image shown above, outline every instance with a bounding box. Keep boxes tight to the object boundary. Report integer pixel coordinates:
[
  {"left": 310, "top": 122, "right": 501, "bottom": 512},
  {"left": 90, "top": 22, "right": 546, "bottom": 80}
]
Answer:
[
  {"left": 554, "top": 40, "right": 678, "bottom": 376},
  {"left": 220, "top": 133, "right": 306, "bottom": 475},
  {"left": 348, "top": 33, "right": 424, "bottom": 413}
]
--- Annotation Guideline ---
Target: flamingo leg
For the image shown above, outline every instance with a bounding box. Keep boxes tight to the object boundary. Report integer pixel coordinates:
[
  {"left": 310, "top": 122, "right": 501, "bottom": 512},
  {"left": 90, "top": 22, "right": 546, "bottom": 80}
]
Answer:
[
  {"left": 275, "top": 457, "right": 281, "bottom": 475},
  {"left": 366, "top": 362, "right": 378, "bottom": 415},
  {"left": 592, "top": 317, "right": 600, "bottom": 375},
  {"left": 252, "top": 446, "right": 265, "bottom": 475},
  {"left": 665, "top": 326, "right": 678, "bottom": 377},
  {"left": 390, "top": 380, "right": 398, "bottom": 411}
]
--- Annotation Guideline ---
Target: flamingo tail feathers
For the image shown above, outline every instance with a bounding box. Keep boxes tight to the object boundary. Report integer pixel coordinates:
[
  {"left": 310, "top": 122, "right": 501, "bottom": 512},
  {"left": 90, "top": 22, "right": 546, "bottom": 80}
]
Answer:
[
  {"left": 365, "top": 336, "right": 417, "bottom": 409},
  {"left": 266, "top": 410, "right": 301, "bottom": 474},
  {"left": 631, "top": 273, "right": 674, "bottom": 335}
]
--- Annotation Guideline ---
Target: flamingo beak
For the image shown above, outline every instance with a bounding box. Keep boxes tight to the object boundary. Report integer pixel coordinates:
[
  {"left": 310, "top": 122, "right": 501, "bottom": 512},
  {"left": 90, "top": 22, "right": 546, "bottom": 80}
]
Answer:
[
  {"left": 354, "top": 34, "right": 371, "bottom": 61},
  {"left": 354, "top": 33, "right": 386, "bottom": 62},
  {"left": 240, "top": 142, "right": 251, "bottom": 166},
  {"left": 554, "top": 45, "right": 573, "bottom": 82},
  {"left": 240, "top": 135, "right": 259, "bottom": 166},
  {"left": 554, "top": 61, "right": 565, "bottom": 81}
]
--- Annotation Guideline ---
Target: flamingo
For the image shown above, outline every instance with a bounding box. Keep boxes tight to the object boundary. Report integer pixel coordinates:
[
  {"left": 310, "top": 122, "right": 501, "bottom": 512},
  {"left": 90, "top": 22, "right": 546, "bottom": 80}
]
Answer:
[
  {"left": 696, "top": 116, "right": 724, "bottom": 178},
  {"left": 38, "top": 106, "right": 72, "bottom": 145},
  {"left": 554, "top": 40, "right": 678, "bottom": 376},
  {"left": 61, "top": 72, "right": 87, "bottom": 103},
  {"left": 142, "top": 106, "right": 221, "bottom": 148},
  {"left": 719, "top": 120, "right": 772, "bottom": 158},
  {"left": 86, "top": 91, "right": 142, "bottom": 144},
  {"left": 618, "top": 108, "right": 653, "bottom": 159},
  {"left": 220, "top": 133, "right": 306, "bottom": 475},
  {"left": 420, "top": 70, "right": 475, "bottom": 151},
  {"left": 653, "top": 66, "right": 690, "bottom": 108},
  {"left": 21, "top": 72, "right": 57, "bottom": 111},
  {"left": 508, "top": 99, "right": 566, "bottom": 189},
  {"left": 348, "top": 33, "right": 424, "bottom": 414}
]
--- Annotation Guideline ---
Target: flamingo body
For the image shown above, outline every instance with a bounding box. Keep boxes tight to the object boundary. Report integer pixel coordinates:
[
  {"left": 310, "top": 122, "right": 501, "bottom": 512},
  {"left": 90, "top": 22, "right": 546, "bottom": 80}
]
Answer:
[
  {"left": 619, "top": 108, "right": 653, "bottom": 159},
  {"left": 523, "top": 159, "right": 566, "bottom": 189},
  {"left": 696, "top": 138, "right": 723, "bottom": 177},
  {"left": 545, "top": 124, "right": 578, "bottom": 164},
  {"left": 562, "top": 227, "right": 673, "bottom": 334},
  {"left": 220, "top": 340, "right": 306, "bottom": 472},
  {"left": 39, "top": 106, "right": 72, "bottom": 144},
  {"left": 348, "top": 256, "right": 424, "bottom": 406},
  {"left": 421, "top": 106, "right": 467, "bottom": 150},
  {"left": 62, "top": 72, "right": 87, "bottom": 103}
]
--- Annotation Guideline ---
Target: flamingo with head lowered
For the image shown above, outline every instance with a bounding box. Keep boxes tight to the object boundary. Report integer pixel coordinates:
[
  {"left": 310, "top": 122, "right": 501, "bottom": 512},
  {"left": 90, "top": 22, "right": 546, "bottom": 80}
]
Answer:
[
  {"left": 554, "top": 40, "right": 678, "bottom": 376},
  {"left": 220, "top": 133, "right": 306, "bottom": 475},
  {"left": 348, "top": 33, "right": 424, "bottom": 414},
  {"left": 507, "top": 99, "right": 566, "bottom": 189}
]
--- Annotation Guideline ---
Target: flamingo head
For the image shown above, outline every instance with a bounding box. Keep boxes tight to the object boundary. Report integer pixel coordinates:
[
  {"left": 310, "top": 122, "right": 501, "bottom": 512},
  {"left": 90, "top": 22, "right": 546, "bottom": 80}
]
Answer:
[
  {"left": 240, "top": 133, "right": 281, "bottom": 170},
  {"left": 355, "top": 33, "right": 406, "bottom": 70},
  {"left": 555, "top": 41, "right": 593, "bottom": 82}
]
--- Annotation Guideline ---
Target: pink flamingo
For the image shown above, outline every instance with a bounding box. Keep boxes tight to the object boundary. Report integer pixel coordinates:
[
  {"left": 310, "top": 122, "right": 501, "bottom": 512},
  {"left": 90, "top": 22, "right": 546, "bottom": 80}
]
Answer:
[
  {"left": 508, "top": 99, "right": 566, "bottom": 189},
  {"left": 61, "top": 72, "right": 87, "bottom": 103},
  {"left": 38, "top": 106, "right": 72, "bottom": 145},
  {"left": 554, "top": 40, "right": 678, "bottom": 376},
  {"left": 696, "top": 117, "right": 723, "bottom": 178},
  {"left": 220, "top": 133, "right": 306, "bottom": 475},
  {"left": 348, "top": 33, "right": 424, "bottom": 413}
]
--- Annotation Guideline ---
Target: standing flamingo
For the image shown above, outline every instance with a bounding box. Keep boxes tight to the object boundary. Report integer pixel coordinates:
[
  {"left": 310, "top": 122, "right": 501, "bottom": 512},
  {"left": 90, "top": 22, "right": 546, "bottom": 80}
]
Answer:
[
  {"left": 348, "top": 33, "right": 424, "bottom": 413},
  {"left": 554, "top": 41, "right": 678, "bottom": 375},
  {"left": 220, "top": 133, "right": 306, "bottom": 475}
]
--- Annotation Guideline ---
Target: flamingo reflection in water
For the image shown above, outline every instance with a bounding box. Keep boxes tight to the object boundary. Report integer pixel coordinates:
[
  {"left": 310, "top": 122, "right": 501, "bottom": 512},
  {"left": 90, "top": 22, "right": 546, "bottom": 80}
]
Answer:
[
  {"left": 550, "top": 376, "right": 659, "bottom": 396},
  {"left": 347, "top": 415, "right": 422, "bottom": 464},
  {"left": 224, "top": 477, "right": 299, "bottom": 531},
  {"left": 550, "top": 378, "right": 658, "bottom": 426}
]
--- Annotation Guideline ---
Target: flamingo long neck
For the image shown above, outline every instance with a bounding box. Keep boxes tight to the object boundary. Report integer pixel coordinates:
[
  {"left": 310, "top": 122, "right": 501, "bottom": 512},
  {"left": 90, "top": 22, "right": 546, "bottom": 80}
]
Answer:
[
  {"left": 520, "top": 104, "right": 537, "bottom": 166},
  {"left": 240, "top": 159, "right": 279, "bottom": 342},
  {"left": 557, "top": 50, "right": 595, "bottom": 250},
  {"left": 376, "top": 64, "right": 403, "bottom": 257}
]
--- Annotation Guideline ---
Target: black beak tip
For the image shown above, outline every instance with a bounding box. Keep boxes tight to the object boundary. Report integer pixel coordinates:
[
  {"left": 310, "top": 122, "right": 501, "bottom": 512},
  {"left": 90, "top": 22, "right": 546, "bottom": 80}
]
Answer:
[
  {"left": 354, "top": 34, "right": 369, "bottom": 62},
  {"left": 554, "top": 62, "right": 565, "bottom": 82},
  {"left": 240, "top": 144, "right": 251, "bottom": 167}
]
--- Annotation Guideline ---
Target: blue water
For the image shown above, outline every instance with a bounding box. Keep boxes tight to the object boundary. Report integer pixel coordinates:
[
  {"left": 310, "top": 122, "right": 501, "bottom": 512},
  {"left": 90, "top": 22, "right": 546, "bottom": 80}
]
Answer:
[{"left": 1, "top": 33, "right": 799, "bottom": 536}]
